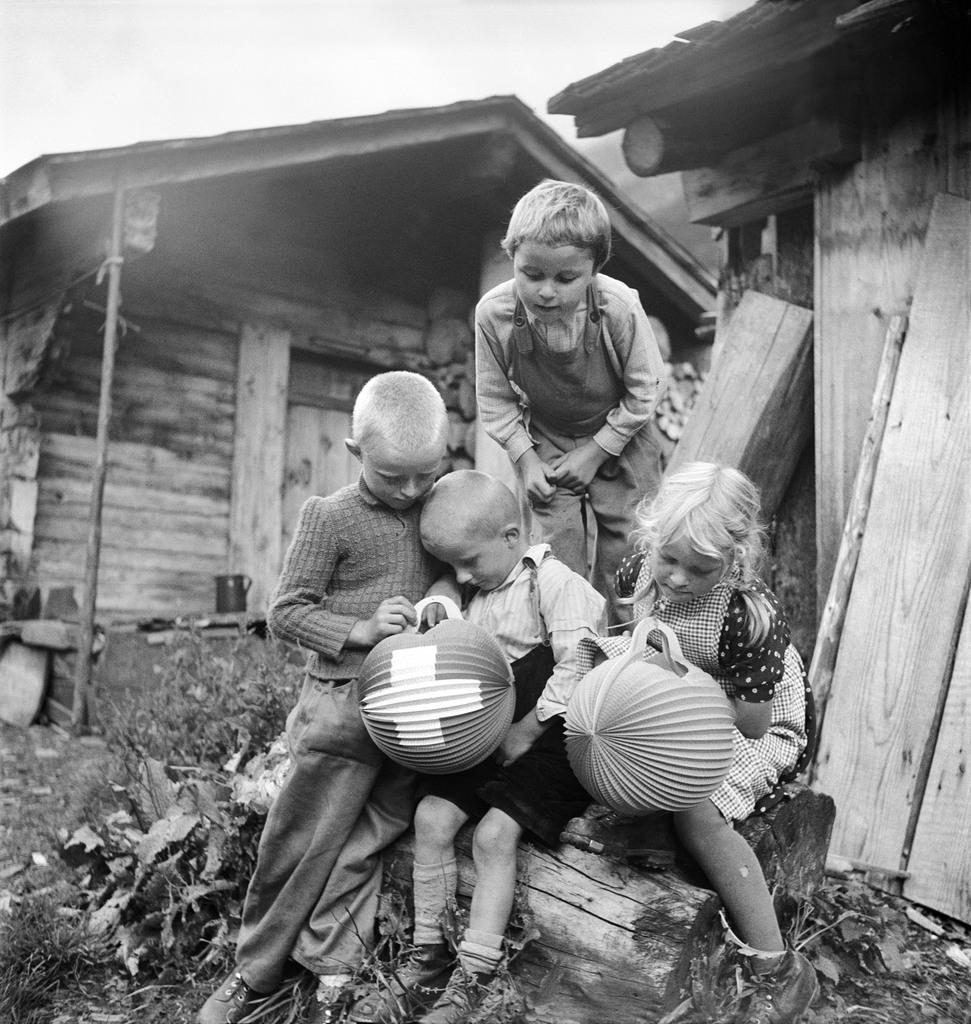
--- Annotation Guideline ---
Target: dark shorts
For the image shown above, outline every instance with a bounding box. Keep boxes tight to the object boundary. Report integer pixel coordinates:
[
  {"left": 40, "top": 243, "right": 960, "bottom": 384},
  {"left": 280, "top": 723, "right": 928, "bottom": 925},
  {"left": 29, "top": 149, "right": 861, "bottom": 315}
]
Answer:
[{"left": 417, "top": 644, "right": 590, "bottom": 847}]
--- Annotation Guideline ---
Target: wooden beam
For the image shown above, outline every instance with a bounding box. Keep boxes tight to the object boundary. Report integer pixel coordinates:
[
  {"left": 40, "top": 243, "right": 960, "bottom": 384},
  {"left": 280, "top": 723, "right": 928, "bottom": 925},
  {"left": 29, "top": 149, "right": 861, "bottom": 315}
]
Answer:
[
  {"left": 622, "top": 115, "right": 723, "bottom": 178},
  {"left": 229, "top": 324, "right": 290, "bottom": 614},
  {"left": 904, "top": 589, "right": 971, "bottom": 923},
  {"left": 808, "top": 315, "right": 907, "bottom": 743},
  {"left": 666, "top": 290, "right": 813, "bottom": 519},
  {"left": 71, "top": 186, "right": 125, "bottom": 732},
  {"left": 682, "top": 119, "right": 860, "bottom": 228},
  {"left": 2, "top": 306, "right": 62, "bottom": 397}
]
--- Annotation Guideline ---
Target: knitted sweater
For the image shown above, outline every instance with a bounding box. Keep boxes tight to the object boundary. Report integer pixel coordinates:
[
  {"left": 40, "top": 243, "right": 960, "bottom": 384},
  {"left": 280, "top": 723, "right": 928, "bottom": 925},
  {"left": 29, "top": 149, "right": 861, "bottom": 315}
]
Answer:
[{"left": 267, "top": 477, "right": 443, "bottom": 680}]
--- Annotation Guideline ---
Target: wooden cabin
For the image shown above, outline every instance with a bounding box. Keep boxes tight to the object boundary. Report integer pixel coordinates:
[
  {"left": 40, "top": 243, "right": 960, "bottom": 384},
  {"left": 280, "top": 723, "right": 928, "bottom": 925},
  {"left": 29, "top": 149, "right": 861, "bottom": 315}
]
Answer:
[
  {"left": 548, "top": 0, "right": 970, "bottom": 923},
  {"left": 0, "top": 96, "right": 715, "bottom": 626}
]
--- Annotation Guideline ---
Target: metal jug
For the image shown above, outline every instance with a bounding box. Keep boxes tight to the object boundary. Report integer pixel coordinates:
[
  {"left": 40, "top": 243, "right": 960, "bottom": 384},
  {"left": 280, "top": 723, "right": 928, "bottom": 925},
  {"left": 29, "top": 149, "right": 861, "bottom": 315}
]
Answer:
[{"left": 215, "top": 574, "right": 251, "bottom": 613}]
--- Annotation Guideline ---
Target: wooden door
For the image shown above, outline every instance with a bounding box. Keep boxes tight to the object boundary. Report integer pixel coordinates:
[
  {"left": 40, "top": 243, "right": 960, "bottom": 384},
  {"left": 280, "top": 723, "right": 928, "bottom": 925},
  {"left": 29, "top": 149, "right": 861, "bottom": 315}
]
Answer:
[{"left": 281, "top": 355, "right": 372, "bottom": 555}]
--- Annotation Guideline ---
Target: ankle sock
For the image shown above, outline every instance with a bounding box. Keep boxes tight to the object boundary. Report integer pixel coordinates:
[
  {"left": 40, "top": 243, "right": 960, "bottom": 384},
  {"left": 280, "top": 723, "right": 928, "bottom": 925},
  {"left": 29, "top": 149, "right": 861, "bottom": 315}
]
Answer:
[
  {"left": 412, "top": 859, "right": 457, "bottom": 946},
  {"left": 456, "top": 928, "right": 503, "bottom": 978},
  {"left": 316, "top": 972, "right": 352, "bottom": 1003}
]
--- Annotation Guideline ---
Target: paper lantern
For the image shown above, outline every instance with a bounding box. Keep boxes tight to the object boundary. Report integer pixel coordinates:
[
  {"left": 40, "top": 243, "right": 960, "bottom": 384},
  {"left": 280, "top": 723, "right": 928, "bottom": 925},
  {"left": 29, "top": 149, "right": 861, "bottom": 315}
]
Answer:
[
  {"left": 358, "top": 596, "right": 515, "bottom": 774},
  {"left": 566, "top": 618, "right": 734, "bottom": 815}
]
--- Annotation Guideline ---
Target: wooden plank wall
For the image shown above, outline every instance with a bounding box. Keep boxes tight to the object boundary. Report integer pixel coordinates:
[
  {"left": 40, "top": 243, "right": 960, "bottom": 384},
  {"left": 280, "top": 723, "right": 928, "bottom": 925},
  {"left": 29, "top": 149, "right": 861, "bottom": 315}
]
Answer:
[
  {"left": 812, "top": 195, "right": 970, "bottom": 917},
  {"left": 29, "top": 311, "right": 237, "bottom": 621},
  {"left": 813, "top": 78, "right": 971, "bottom": 614}
]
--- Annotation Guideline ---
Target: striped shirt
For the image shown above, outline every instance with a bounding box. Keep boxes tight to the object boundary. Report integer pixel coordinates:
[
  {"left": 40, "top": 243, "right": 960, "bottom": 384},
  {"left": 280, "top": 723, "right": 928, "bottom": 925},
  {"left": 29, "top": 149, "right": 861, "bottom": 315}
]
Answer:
[{"left": 464, "top": 543, "right": 606, "bottom": 721}]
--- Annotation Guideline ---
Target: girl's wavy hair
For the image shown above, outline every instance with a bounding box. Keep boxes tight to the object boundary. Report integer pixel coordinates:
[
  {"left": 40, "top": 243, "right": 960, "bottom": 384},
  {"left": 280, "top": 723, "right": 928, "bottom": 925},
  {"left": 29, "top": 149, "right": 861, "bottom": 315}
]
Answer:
[{"left": 626, "top": 462, "right": 773, "bottom": 644}]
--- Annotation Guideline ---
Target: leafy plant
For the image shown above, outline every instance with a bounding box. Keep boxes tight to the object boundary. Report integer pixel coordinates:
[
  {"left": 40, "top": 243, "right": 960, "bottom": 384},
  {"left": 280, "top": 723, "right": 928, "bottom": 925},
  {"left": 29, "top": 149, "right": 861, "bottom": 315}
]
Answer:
[
  {"left": 35, "top": 632, "right": 302, "bottom": 1002},
  {"left": 100, "top": 629, "right": 303, "bottom": 771}
]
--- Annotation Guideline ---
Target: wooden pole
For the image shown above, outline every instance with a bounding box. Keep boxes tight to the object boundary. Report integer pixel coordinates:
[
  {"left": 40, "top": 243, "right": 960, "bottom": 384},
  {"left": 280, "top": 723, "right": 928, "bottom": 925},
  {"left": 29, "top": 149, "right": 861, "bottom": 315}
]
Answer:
[
  {"left": 71, "top": 187, "right": 126, "bottom": 733},
  {"left": 807, "top": 313, "right": 907, "bottom": 769}
]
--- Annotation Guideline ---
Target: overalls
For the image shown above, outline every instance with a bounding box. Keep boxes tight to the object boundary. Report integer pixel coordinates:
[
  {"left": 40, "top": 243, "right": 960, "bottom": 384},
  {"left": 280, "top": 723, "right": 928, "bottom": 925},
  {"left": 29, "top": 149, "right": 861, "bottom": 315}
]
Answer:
[{"left": 510, "top": 287, "right": 661, "bottom": 625}]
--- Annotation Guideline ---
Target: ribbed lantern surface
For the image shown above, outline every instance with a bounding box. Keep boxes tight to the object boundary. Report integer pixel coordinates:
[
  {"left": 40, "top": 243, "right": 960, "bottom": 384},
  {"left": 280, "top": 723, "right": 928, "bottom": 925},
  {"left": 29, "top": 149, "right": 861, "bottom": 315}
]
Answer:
[
  {"left": 566, "top": 620, "right": 734, "bottom": 815},
  {"left": 359, "top": 615, "right": 515, "bottom": 774}
]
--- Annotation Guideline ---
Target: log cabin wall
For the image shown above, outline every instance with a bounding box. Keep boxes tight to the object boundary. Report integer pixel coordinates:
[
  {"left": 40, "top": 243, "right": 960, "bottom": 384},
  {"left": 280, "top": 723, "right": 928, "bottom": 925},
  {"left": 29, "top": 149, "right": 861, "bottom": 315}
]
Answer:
[
  {"left": 27, "top": 303, "right": 238, "bottom": 621},
  {"left": 814, "top": 45, "right": 971, "bottom": 611},
  {"left": 14, "top": 281, "right": 483, "bottom": 623}
]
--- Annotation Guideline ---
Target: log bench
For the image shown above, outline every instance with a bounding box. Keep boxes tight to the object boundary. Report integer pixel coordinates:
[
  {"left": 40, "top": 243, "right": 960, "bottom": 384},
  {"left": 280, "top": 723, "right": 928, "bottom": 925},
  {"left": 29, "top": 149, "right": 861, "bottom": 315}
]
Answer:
[{"left": 384, "top": 783, "right": 835, "bottom": 1024}]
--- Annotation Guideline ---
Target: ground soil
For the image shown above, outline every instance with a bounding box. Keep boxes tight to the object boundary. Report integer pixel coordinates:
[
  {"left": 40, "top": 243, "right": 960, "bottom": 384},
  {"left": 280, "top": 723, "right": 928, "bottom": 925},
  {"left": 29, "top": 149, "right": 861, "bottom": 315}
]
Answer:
[{"left": 2, "top": 721, "right": 969, "bottom": 1024}]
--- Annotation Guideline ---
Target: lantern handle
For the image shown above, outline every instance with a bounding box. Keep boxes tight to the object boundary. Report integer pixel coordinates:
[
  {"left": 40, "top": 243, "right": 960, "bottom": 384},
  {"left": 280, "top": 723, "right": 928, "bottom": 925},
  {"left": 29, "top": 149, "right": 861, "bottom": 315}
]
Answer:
[
  {"left": 411, "top": 594, "right": 464, "bottom": 632},
  {"left": 619, "top": 617, "right": 691, "bottom": 681}
]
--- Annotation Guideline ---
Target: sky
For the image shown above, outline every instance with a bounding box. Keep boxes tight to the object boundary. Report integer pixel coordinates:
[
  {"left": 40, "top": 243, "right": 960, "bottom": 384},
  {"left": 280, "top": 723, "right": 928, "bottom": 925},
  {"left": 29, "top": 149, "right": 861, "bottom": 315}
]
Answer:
[{"left": 0, "top": 0, "right": 753, "bottom": 179}]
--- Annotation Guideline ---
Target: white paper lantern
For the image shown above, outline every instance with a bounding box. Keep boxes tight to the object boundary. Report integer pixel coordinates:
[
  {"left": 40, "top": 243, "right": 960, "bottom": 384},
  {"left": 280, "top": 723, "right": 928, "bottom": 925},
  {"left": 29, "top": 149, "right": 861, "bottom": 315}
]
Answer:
[
  {"left": 358, "top": 596, "right": 515, "bottom": 774},
  {"left": 566, "top": 618, "right": 734, "bottom": 815}
]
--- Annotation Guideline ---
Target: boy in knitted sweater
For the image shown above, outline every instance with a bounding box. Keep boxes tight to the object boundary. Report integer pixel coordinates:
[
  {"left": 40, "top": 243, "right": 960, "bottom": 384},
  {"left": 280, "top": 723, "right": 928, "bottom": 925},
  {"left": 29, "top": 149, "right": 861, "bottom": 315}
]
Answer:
[{"left": 199, "top": 371, "right": 450, "bottom": 1024}]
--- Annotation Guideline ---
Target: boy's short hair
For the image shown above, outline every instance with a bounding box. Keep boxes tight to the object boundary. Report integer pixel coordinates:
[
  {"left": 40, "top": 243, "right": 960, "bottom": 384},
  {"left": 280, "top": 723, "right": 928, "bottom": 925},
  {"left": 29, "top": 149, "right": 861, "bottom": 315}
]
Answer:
[
  {"left": 352, "top": 371, "right": 448, "bottom": 452},
  {"left": 500, "top": 179, "right": 612, "bottom": 271},
  {"left": 421, "top": 470, "right": 521, "bottom": 542}
]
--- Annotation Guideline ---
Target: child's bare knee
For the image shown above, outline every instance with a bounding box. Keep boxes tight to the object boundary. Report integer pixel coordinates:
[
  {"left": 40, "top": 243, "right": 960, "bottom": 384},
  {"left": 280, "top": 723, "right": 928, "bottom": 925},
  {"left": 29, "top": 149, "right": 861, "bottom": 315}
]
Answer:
[
  {"left": 472, "top": 809, "right": 519, "bottom": 861},
  {"left": 414, "top": 796, "right": 463, "bottom": 852}
]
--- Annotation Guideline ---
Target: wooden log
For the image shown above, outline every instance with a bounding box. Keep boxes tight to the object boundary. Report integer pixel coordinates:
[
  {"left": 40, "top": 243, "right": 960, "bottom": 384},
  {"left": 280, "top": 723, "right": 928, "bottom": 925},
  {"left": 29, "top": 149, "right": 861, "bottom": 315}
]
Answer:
[
  {"left": 41, "top": 433, "right": 232, "bottom": 495},
  {"left": 386, "top": 830, "right": 714, "bottom": 1023},
  {"left": 808, "top": 315, "right": 907, "bottom": 742},
  {"left": 424, "top": 317, "right": 472, "bottom": 366},
  {"left": 622, "top": 115, "right": 720, "bottom": 178},
  {"left": 446, "top": 411, "right": 467, "bottom": 453},
  {"left": 456, "top": 378, "right": 477, "bottom": 421},
  {"left": 667, "top": 291, "right": 813, "bottom": 518},
  {"left": 385, "top": 785, "right": 834, "bottom": 1023},
  {"left": 0, "top": 640, "right": 49, "bottom": 727},
  {"left": 428, "top": 287, "right": 471, "bottom": 322},
  {"left": 2, "top": 305, "right": 61, "bottom": 398},
  {"left": 20, "top": 619, "right": 79, "bottom": 650}
]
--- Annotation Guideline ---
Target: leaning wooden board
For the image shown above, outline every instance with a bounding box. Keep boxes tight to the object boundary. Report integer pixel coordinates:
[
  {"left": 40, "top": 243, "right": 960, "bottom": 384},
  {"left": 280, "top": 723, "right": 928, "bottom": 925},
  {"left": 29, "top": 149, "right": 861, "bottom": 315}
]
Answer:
[
  {"left": 813, "top": 194, "right": 971, "bottom": 889},
  {"left": 0, "top": 640, "right": 49, "bottom": 727},
  {"left": 905, "top": 598, "right": 971, "bottom": 922},
  {"left": 666, "top": 290, "right": 813, "bottom": 518}
]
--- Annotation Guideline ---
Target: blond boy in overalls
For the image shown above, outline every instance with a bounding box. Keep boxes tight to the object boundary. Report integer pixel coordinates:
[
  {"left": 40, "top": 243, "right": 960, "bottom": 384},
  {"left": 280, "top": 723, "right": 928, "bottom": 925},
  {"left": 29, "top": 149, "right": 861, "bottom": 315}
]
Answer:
[{"left": 475, "top": 179, "right": 667, "bottom": 626}]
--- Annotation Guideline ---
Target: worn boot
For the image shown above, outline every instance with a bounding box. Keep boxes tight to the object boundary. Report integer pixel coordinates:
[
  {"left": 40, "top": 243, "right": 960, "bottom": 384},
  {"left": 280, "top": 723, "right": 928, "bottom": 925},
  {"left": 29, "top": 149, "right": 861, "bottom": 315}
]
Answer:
[
  {"left": 419, "top": 965, "right": 492, "bottom": 1024},
  {"left": 197, "top": 968, "right": 277, "bottom": 1024},
  {"left": 347, "top": 942, "right": 453, "bottom": 1024},
  {"left": 742, "top": 949, "right": 819, "bottom": 1024}
]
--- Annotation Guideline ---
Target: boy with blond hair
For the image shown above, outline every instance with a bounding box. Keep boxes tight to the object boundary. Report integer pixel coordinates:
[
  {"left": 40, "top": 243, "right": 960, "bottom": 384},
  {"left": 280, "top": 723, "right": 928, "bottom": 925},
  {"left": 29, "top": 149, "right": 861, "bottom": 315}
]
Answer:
[
  {"left": 347, "top": 469, "right": 605, "bottom": 1024},
  {"left": 199, "top": 371, "right": 450, "bottom": 1024},
  {"left": 476, "top": 178, "right": 667, "bottom": 626}
]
